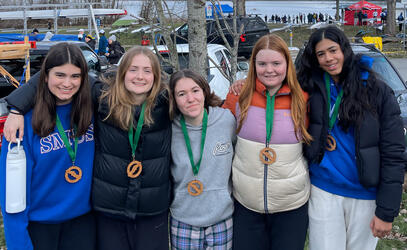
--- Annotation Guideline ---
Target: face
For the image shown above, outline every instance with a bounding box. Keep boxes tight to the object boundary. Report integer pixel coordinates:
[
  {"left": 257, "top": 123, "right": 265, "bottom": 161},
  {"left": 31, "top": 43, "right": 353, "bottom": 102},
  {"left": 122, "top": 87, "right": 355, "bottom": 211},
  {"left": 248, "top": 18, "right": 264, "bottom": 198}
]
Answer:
[
  {"left": 255, "top": 49, "right": 287, "bottom": 94},
  {"left": 47, "top": 63, "right": 82, "bottom": 105},
  {"left": 174, "top": 77, "right": 205, "bottom": 125},
  {"left": 315, "top": 38, "right": 344, "bottom": 82},
  {"left": 85, "top": 37, "right": 90, "bottom": 42},
  {"left": 124, "top": 53, "right": 154, "bottom": 103}
]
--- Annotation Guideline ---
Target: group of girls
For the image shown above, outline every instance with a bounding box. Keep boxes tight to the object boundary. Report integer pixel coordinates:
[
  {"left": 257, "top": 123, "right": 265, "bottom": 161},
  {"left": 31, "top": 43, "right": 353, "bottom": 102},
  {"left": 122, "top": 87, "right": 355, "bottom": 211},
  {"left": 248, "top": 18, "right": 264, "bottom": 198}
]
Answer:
[{"left": 0, "top": 24, "right": 405, "bottom": 250}]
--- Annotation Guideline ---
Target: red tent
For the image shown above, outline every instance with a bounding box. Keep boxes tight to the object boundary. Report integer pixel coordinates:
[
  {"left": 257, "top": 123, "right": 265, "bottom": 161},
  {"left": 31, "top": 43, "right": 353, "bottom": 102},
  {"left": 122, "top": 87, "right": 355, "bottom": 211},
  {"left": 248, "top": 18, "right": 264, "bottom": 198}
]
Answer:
[{"left": 344, "top": 0, "right": 382, "bottom": 25}]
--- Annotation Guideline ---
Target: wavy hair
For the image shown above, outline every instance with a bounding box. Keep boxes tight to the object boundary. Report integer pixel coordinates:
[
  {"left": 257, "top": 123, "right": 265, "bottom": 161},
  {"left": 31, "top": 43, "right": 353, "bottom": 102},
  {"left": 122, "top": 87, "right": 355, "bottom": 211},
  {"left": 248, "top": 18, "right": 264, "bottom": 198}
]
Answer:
[
  {"left": 238, "top": 34, "right": 311, "bottom": 144},
  {"left": 100, "top": 46, "right": 167, "bottom": 130},
  {"left": 32, "top": 43, "right": 92, "bottom": 137},
  {"left": 168, "top": 69, "right": 222, "bottom": 119},
  {"left": 297, "top": 25, "right": 378, "bottom": 130}
]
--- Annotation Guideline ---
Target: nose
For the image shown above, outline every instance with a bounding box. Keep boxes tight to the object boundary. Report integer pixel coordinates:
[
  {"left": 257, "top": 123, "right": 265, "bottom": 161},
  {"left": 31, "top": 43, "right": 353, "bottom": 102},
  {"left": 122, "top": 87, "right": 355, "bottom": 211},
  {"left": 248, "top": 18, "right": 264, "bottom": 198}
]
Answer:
[
  {"left": 325, "top": 52, "right": 334, "bottom": 62},
  {"left": 186, "top": 93, "right": 194, "bottom": 102},
  {"left": 265, "top": 63, "right": 274, "bottom": 72},
  {"left": 136, "top": 70, "right": 144, "bottom": 79}
]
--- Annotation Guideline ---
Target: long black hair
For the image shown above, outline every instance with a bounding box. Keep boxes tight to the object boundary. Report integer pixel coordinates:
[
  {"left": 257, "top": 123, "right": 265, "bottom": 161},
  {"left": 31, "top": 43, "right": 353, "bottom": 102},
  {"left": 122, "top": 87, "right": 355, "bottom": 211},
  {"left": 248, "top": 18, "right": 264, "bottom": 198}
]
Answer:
[{"left": 297, "top": 25, "right": 378, "bottom": 131}]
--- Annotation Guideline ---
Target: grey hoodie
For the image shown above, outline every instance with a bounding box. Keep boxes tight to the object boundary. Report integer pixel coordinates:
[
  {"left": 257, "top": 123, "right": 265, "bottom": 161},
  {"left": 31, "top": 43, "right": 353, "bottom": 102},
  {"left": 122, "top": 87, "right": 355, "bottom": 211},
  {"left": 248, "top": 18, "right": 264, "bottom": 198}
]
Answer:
[{"left": 170, "top": 106, "right": 236, "bottom": 227}]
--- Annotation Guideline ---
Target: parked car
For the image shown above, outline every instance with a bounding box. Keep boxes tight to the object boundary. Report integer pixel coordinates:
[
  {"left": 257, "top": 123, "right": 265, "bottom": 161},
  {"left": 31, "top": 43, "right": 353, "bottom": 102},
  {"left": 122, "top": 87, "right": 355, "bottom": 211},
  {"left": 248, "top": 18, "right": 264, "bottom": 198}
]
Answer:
[
  {"left": 0, "top": 40, "right": 110, "bottom": 148},
  {"left": 150, "top": 44, "right": 247, "bottom": 100},
  {"left": 161, "top": 16, "right": 269, "bottom": 58},
  {"left": 295, "top": 43, "right": 407, "bottom": 147}
]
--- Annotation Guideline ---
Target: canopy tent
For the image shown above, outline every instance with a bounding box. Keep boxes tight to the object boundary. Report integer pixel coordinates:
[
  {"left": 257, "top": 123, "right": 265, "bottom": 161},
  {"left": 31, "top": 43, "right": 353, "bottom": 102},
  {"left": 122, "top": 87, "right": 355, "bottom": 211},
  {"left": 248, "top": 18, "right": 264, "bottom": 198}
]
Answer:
[
  {"left": 205, "top": 4, "right": 233, "bottom": 19},
  {"left": 344, "top": 0, "right": 382, "bottom": 25}
]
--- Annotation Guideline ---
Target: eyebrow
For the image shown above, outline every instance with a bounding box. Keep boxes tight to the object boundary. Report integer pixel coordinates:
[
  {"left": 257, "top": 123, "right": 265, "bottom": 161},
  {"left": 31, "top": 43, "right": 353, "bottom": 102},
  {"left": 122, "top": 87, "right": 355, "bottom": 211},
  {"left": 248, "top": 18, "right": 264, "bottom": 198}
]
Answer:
[{"left": 316, "top": 45, "right": 338, "bottom": 53}]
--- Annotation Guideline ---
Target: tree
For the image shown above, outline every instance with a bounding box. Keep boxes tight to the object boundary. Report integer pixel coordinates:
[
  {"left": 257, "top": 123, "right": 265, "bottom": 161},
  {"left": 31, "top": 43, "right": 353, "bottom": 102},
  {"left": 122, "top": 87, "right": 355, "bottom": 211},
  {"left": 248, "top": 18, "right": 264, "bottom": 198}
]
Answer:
[
  {"left": 336, "top": 0, "right": 340, "bottom": 21},
  {"left": 187, "top": 0, "right": 207, "bottom": 78},
  {"left": 386, "top": 0, "right": 396, "bottom": 35},
  {"left": 210, "top": 0, "right": 243, "bottom": 82},
  {"left": 236, "top": 0, "right": 245, "bottom": 17}
]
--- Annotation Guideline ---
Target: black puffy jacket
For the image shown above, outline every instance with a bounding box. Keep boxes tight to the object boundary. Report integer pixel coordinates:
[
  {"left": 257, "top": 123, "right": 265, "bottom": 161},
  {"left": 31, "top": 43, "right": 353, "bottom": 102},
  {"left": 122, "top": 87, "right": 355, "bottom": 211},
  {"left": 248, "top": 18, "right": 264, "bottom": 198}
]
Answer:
[
  {"left": 91, "top": 82, "right": 172, "bottom": 220},
  {"left": 304, "top": 71, "right": 406, "bottom": 222}
]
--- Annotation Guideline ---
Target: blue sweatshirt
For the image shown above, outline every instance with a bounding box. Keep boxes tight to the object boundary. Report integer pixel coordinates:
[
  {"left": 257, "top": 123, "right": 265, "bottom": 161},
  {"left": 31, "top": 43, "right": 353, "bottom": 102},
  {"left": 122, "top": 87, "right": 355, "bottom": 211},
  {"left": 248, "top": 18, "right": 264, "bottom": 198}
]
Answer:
[
  {"left": 309, "top": 76, "right": 376, "bottom": 200},
  {"left": 0, "top": 103, "right": 95, "bottom": 250}
]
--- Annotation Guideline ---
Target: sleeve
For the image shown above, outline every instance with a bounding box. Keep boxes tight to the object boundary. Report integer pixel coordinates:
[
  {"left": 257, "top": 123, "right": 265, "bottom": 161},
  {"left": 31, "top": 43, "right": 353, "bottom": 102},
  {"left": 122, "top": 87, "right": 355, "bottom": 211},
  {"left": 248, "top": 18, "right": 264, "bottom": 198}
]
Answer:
[
  {"left": 375, "top": 84, "right": 406, "bottom": 222},
  {"left": 5, "top": 72, "right": 40, "bottom": 114},
  {"left": 222, "top": 92, "right": 239, "bottom": 116},
  {"left": 0, "top": 127, "right": 34, "bottom": 250}
]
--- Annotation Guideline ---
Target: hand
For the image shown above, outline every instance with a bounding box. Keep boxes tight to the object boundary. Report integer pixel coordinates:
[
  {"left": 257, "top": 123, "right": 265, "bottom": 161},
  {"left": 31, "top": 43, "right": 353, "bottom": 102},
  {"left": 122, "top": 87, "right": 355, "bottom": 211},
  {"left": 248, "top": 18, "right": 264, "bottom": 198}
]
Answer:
[
  {"left": 370, "top": 215, "right": 392, "bottom": 238},
  {"left": 4, "top": 113, "right": 24, "bottom": 143},
  {"left": 105, "top": 52, "right": 110, "bottom": 56},
  {"left": 229, "top": 78, "right": 245, "bottom": 95}
]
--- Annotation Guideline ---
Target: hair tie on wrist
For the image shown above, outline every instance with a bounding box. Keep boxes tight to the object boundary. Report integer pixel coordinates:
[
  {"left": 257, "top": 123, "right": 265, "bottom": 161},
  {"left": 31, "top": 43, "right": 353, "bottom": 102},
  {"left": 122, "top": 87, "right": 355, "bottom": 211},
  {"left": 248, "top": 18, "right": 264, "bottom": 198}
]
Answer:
[{"left": 9, "top": 110, "right": 22, "bottom": 115}]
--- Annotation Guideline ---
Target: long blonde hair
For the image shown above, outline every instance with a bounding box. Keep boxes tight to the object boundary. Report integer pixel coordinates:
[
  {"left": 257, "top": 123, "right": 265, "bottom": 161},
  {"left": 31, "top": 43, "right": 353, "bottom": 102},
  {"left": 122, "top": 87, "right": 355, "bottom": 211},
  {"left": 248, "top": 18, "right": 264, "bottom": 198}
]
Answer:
[
  {"left": 237, "top": 34, "right": 312, "bottom": 144},
  {"left": 101, "top": 46, "right": 166, "bottom": 130}
]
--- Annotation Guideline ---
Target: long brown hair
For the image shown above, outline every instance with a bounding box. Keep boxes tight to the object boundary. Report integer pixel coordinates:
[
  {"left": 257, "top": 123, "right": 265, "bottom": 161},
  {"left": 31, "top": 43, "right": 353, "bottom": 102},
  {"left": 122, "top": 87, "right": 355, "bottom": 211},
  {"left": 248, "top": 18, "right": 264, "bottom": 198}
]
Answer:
[
  {"left": 32, "top": 43, "right": 92, "bottom": 137},
  {"left": 168, "top": 69, "right": 222, "bottom": 119},
  {"left": 101, "top": 46, "right": 167, "bottom": 130},
  {"left": 238, "top": 34, "right": 312, "bottom": 144}
]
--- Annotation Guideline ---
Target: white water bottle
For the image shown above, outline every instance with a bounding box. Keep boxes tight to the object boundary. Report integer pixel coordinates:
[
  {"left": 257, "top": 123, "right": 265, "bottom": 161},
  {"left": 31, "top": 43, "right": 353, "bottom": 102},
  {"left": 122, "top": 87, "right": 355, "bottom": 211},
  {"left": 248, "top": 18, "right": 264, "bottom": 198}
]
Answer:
[{"left": 6, "top": 139, "right": 26, "bottom": 213}]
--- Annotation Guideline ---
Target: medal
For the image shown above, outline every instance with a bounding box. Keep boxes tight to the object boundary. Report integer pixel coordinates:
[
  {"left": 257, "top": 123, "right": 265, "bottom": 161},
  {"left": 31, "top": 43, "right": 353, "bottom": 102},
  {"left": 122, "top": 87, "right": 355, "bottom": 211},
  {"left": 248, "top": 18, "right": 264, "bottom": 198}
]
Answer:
[
  {"left": 324, "top": 73, "right": 343, "bottom": 151},
  {"left": 180, "top": 109, "right": 208, "bottom": 196},
  {"left": 127, "top": 102, "right": 146, "bottom": 178},
  {"left": 326, "top": 135, "right": 336, "bottom": 151},
  {"left": 259, "top": 147, "right": 276, "bottom": 164},
  {"left": 127, "top": 160, "right": 142, "bottom": 178},
  {"left": 187, "top": 180, "right": 203, "bottom": 196},
  {"left": 65, "top": 166, "right": 82, "bottom": 183},
  {"left": 56, "top": 114, "right": 81, "bottom": 183},
  {"left": 260, "top": 90, "right": 278, "bottom": 165}
]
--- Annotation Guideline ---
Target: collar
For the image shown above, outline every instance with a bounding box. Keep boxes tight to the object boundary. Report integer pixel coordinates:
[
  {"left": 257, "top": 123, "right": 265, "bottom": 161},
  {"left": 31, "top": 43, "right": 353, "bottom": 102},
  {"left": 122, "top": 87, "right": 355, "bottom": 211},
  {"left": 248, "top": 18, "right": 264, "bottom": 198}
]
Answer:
[{"left": 255, "top": 78, "right": 290, "bottom": 96}]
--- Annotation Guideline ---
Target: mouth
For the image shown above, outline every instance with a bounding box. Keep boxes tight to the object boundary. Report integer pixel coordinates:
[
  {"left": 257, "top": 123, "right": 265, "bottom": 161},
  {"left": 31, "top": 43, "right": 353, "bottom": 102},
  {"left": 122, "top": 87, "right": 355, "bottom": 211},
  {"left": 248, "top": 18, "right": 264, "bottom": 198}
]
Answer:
[{"left": 326, "top": 63, "right": 338, "bottom": 71}]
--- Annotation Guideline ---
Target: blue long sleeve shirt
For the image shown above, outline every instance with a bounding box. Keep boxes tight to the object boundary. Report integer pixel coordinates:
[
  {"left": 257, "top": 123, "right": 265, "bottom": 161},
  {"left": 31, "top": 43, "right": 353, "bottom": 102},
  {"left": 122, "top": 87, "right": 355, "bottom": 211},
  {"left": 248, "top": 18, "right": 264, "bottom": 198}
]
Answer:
[{"left": 0, "top": 103, "right": 95, "bottom": 250}]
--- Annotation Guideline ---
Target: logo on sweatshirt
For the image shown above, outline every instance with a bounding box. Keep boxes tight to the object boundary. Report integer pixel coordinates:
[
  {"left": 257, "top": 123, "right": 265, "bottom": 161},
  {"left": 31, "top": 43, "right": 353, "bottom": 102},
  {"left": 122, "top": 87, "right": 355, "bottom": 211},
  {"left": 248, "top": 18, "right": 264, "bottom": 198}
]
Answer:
[
  {"left": 40, "top": 124, "right": 94, "bottom": 154},
  {"left": 213, "top": 141, "right": 232, "bottom": 156}
]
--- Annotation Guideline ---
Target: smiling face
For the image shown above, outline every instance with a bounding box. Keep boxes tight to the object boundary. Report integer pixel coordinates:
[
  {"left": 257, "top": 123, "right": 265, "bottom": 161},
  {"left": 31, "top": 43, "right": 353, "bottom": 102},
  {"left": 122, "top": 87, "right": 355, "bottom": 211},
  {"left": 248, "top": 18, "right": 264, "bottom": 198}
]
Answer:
[
  {"left": 255, "top": 49, "right": 287, "bottom": 95},
  {"left": 47, "top": 63, "right": 82, "bottom": 105},
  {"left": 174, "top": 77, "right": 205, "bottom": 126},
  {"left": 315, "top": 38, "right": 344, "bottom": 82},
  {"left": 124, "top": 53, "right": 154, "bottom": 104}
]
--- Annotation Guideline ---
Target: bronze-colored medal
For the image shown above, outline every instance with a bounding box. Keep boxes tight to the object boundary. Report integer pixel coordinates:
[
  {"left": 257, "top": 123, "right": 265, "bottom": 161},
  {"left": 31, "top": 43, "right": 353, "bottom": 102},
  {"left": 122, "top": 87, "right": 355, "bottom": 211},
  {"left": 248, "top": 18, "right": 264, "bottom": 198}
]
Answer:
[
  {"left": 127, "top": 160, "right": 142, "bottom": 178},
  {"left": 65, "top": 166, "right": 82, "bottom": 183},
  {"left": 187, "top": 180, "right": 203, "bottom": 196},
  {"left": 326, "top": 134, "right": 337, "bottom": 151},
  {"left": 259, "top": 147, "right": 276, "bottom": 165}
]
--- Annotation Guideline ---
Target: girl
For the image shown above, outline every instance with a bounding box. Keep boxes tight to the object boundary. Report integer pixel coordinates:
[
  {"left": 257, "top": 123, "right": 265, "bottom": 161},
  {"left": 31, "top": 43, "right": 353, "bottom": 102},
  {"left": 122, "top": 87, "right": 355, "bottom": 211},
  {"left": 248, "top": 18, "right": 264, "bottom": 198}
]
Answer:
[
  {"left": 169, "top": 70, "right": 235, "bottom": 249},
  {"left": 4, "top": 46, "right": 172, "bottom": 250},
  {"left": 92, "top": 46, "right": 171, "bottom": 250},
  {"left": 297, "top": 25, "right": 405, "bottom": 250},
  {"left": 0, "top": 43, "right": 95, "bottom": 250},
  {"left": 223, "top": 34, "right": 312, "bottom": 250}
]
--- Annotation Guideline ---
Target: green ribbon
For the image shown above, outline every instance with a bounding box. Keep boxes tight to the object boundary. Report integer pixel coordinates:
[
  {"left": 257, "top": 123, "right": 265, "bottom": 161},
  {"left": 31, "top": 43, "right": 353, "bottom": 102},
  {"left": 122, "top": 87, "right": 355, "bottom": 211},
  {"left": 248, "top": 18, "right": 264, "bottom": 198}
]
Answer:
[
  {"left": 324, "top": 72, "right": 343, "bottom": 131},
  {"left": 180, "top": 109, "right": 208, "bottom": 176},
  {"left": 265, "top": 90, "right": 278, "bottom": 145},
  {"left": 128, "top": 102, "right": 146, "bottom": 160},
  {"left": 56, "top": 114, "right": 78, "bottom": 165}
]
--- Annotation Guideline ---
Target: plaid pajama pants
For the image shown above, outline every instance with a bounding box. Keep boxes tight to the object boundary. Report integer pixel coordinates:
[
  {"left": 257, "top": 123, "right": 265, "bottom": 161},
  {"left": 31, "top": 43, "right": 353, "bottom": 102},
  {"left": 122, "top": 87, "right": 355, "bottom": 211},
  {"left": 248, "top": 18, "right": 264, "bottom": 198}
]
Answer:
[{"left": 170, "top": 216, "right": 233, "bottom": 250}]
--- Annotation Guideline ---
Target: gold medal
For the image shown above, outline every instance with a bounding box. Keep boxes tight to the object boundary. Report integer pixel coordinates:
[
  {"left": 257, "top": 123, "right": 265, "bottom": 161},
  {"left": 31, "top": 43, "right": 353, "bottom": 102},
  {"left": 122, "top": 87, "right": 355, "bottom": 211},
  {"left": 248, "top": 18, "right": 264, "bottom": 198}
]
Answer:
[
  {"left": 259, "top": 147, "right": 276, "bottom": 165},
  {"left": 65, "top": 166, "right": 82, "bottom": 183},
  {"left": 127, "top": 160, "right": 142, "bottom": 178},
  {"left": 326, "top": 134, "right": 337, "bottom": 151},
  {"left": 187, "top": 180, "right": 203, "bottom": 196}
]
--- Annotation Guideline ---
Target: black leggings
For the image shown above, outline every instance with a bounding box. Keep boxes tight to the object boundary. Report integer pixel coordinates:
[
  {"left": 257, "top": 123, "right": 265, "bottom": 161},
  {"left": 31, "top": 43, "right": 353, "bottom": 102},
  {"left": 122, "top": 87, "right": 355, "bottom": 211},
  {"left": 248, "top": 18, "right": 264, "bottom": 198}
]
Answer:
[
  {"left": 95, "top": 211, "right": 169, "bottom": 250},
  {"left": 28, "top": 212, "right": 96, "bottom": 250},
  {"left": 232, "top": 201, "right": 308, "bottom": 250}
]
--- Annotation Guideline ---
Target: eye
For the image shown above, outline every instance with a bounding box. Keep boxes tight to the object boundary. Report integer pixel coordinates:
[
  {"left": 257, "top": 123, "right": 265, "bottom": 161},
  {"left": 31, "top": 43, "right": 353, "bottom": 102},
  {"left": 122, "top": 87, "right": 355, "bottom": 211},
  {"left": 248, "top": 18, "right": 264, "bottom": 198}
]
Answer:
[
  {"left": 273, "top": 62, "right": 280, "bottom": 66},
  {"left": 257, "top": 62, "right": 266, "bottom": 66},
  {"left": 72, "top": 75, "right": 81, "bottom": 79}
]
